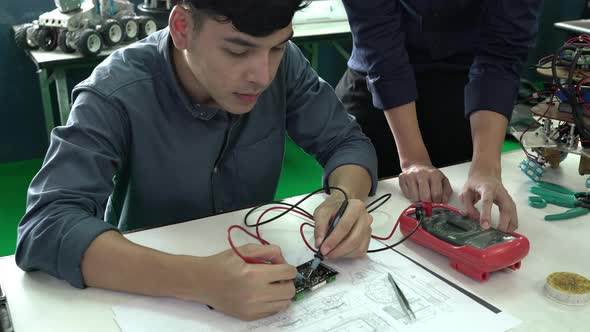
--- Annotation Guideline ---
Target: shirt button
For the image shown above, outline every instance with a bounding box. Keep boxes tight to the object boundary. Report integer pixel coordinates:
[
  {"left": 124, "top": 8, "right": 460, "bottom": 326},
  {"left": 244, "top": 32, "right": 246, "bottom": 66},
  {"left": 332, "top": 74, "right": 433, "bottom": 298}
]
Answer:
[{"left": 213, "top": 167, "right": 219, "bottom": 174}]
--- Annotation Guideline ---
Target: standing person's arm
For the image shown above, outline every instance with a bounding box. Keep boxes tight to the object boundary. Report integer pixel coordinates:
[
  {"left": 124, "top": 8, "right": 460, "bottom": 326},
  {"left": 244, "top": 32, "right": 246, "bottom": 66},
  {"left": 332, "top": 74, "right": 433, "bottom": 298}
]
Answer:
[
  {"left": 384, "top": 102, "right": 452, "bottom": 203},
  {"left": 16, "top": 91, "right": 296, "bottom": 321},
  {"left": 343, "top": 0, "right": 452, "bottom": 203},
  {"left": 461, "top": 0, "right": 543, "bottom": 231}
]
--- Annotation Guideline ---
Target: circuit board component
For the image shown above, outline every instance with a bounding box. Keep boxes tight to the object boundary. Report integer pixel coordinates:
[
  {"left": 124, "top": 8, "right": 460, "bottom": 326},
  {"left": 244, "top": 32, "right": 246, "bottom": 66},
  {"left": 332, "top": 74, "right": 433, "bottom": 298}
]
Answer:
[{"left": 293, "top": 260, "right": 338, "bottom": 301}]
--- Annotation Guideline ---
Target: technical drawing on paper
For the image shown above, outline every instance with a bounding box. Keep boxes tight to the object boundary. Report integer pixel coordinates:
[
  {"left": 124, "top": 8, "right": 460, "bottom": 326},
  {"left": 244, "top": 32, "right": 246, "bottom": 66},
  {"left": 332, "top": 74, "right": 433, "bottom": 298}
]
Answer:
[
  {"left": 112, "top": 251, "right": 517, "bottom": 332},
  {"left": 245, "top": 291, "right": 394, "bottom": 332},
  {"left": 243, "top": 258, "right": 454, "bottom": 332},
  {"left": 351, "top": 261, "right": 452, "bottom": 324}
]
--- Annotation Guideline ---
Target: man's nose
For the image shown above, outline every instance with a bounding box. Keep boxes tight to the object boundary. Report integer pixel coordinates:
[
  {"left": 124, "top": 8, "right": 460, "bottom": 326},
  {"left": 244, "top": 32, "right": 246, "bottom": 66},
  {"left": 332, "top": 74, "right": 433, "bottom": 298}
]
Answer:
[{"left": 246, "top": 53, "right": 272, "bottom": 87}]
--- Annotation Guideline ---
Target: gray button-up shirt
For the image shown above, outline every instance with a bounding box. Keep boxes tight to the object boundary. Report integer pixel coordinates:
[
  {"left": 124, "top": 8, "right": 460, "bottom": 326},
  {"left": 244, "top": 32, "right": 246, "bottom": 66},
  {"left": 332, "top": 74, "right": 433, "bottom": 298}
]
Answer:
[{"left": 16, "top": 29, "right": 378, "bottom": 288}]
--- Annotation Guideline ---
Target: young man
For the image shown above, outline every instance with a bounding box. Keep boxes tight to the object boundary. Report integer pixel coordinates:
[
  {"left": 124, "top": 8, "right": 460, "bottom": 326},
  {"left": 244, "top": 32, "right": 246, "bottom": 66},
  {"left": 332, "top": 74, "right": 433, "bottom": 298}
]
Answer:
[
  {"left": 337, "top": 0, "right": 542, "bottom": 232},
  {"left": 16, "top": 0, "right": 377, "bottom": 321}
]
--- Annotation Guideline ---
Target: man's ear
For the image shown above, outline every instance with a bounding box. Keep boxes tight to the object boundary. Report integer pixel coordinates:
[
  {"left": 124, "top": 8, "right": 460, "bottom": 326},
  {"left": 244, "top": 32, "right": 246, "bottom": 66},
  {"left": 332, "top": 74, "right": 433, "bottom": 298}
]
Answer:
[{"left": 169, "top": 5, "right": 194, "bottom": 50}]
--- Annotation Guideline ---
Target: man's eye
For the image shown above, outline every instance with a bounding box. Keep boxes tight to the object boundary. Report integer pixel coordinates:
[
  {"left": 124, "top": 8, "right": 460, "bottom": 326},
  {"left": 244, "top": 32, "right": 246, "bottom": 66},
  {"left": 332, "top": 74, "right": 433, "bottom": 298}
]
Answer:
[{"left": 226, "top": 49, "right": 247, "bottom": 57}]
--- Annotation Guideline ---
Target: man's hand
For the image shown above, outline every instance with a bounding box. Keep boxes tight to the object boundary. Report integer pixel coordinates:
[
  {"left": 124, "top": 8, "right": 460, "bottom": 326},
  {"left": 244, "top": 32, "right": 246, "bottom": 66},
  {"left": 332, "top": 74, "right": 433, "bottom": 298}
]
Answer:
[
  {"left": 193, "top": 244, "right": 297, "bottom": 321},
  {"left": 313, "top": 194, "right": 372, "bottom": 259},
  {"left": 82, "top": 234, "right": 296, "bottom": 321},
  {"left": 464, "top": 110, "right": 517, "bottom": 232},
  {"left": 460, "top": 171, "right": 518, "bottom": 232},
  {"left": 382, "top": 102, "right": 452, "bottom": 203},
  {"left": 399, "top": 162, "right": 453, "bottom": 203}
]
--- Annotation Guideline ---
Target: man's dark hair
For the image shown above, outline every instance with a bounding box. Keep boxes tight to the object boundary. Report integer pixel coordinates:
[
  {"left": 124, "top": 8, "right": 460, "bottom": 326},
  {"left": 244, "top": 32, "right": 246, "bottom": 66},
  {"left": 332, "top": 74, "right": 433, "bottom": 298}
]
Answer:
[{"left": 175, "top": 0, "right": 311, "bottom": 37}]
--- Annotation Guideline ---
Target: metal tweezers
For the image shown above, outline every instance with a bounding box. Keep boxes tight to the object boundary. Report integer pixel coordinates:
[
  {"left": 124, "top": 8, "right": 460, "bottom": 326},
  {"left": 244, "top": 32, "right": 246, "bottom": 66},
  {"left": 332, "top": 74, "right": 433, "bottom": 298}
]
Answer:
[{"left": 388, "top": 273, "right": 416, "bottom": 322}]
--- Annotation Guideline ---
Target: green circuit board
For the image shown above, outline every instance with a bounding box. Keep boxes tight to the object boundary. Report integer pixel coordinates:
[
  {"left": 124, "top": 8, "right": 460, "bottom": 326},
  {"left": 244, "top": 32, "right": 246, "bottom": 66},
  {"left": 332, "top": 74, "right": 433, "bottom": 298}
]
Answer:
[{"left": 293, "top": 260, "right": 338, "bottom": 301}]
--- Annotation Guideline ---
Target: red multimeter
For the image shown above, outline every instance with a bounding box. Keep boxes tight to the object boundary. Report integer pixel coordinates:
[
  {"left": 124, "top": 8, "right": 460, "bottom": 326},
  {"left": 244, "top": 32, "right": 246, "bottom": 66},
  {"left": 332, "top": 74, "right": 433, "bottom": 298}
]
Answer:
[{"left": 398, "top": 203, "right": 530, "bottom": 281}]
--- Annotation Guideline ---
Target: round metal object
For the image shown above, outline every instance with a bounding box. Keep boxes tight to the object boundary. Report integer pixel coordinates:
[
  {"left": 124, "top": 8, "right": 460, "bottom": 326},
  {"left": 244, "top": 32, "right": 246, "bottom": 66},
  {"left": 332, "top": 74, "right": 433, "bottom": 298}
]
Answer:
[
  {"left": 544, "top": 272, "right": 590, "bottom": 305},
  {"left": 109, "top": 24, "right": 122, "bottom": 44},
  {"left": 125, "top": 20, "right": 138, "bottom": 39},
  {"left": 144, "top": 20, "right": 157, "bottom": 35},
  {"left": 87, "top": 34, "right": 101, "bottom": 53}
]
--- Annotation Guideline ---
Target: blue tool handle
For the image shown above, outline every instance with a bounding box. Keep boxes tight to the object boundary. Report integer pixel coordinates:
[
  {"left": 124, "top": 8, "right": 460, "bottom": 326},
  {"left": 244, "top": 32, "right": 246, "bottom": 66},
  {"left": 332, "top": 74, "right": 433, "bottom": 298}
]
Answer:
[
  {"left": 528, "top": 196, "right": 546, "bottom": 208},
  {"left": 529, "top": 186, "right": 578, "bottom": 208},
  {"left": 545, "top": 207, "right": 590, "bottom": 221},
  {"left": 543, "top": 197, "right": 578, "bottom": 208},
  {"left": 536, "top": 181, "right": 576, "bottom": 195}
]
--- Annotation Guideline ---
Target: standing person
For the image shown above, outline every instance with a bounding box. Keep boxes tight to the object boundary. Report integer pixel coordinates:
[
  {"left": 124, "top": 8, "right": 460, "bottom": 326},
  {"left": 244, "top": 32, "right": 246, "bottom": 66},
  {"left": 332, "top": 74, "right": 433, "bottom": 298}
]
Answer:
[
  {"left": 337, "top": 0, "right": 543, "bottom": 232},
  {"left": 16, "top": 0, "right": 378, "bottom": 321}
]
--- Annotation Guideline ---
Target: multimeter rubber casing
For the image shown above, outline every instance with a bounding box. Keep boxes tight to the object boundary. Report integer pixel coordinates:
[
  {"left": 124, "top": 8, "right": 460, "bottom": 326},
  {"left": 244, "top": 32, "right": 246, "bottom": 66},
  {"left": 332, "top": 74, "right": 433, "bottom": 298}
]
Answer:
[{"left": 398, "top": 203, "right": 530, "bottom": 281}]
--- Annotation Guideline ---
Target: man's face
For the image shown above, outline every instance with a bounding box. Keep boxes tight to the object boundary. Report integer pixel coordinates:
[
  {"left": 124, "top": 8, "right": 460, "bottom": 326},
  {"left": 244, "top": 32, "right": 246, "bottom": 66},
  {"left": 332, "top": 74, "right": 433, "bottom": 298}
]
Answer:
[{"left": 184, "top": 17, "right": 293, "bottom": 114}]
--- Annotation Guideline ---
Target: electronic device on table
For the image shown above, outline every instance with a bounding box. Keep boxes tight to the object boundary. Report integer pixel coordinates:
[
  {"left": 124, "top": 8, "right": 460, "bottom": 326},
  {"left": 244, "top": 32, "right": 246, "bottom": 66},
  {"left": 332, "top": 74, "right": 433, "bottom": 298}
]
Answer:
[
  {"left": 398, "top": 203, "right": 530, "bottom": 281},
  {"left": 294, "top": 260, "right": 338, "bottom": 301},
  {"left": 516, "top": 35, "right": 590, "bottom": 184}
]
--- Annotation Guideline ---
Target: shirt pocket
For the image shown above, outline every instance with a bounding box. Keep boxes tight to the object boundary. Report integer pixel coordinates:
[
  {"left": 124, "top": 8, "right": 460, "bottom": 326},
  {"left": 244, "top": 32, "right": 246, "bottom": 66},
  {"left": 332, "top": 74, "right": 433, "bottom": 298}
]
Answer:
[{"left": 231, "top": 129, "right": 284, "bottom": 207}]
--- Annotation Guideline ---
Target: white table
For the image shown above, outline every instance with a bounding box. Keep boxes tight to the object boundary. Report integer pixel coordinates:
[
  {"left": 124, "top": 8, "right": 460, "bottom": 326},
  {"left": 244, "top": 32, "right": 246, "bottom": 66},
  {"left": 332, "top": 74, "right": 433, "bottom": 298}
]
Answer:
[
  {"left": 15, "top": 20, "right": 351, "bottom": 139},
  {"left": 1, "top": 151, "right": 588, "bottom": 332}
]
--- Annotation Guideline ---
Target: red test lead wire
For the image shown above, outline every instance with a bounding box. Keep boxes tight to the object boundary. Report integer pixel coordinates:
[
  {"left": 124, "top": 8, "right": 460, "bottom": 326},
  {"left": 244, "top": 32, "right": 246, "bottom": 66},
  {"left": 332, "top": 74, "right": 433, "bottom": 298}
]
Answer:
[{"left": 228, "top": 202, "right": 408, "bottom": 262}]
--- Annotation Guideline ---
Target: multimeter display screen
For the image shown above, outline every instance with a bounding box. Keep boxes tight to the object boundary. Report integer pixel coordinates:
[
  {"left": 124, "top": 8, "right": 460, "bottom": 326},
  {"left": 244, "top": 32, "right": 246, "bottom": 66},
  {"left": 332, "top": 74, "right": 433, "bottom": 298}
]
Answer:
[
  {"left": 417, "top": 208, "right": 516, "bottom": 249},
  {"left": 464, "top": 230, "right": 516, "bottom": 249}
]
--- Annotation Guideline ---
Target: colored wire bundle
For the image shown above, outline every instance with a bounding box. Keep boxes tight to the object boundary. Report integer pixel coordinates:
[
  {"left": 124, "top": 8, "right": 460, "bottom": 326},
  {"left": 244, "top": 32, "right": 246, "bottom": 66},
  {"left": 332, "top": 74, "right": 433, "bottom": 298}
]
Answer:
[
  {"left": 228, "top": 186, "right": 426, "bottom": 263},
  {"left": 520, "top": 35, "right": 590, "bottom": 161}
]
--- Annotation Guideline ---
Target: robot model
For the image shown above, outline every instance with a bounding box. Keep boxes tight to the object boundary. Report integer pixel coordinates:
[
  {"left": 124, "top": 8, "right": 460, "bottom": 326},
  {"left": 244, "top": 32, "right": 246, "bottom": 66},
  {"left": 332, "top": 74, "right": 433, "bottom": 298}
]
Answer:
[
  {"left": 517, "top": 34, "right": 590, "bottom": 188},
  {"left": 14, "top": 0, "right": 158, "bottom": 56}
]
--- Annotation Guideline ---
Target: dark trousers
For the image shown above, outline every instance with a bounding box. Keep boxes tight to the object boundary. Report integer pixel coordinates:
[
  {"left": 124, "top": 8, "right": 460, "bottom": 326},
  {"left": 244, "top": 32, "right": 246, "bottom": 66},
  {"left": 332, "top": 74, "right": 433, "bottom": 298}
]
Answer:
[{"left": 335, "top": 68, "right": 473, "bottom": 179}]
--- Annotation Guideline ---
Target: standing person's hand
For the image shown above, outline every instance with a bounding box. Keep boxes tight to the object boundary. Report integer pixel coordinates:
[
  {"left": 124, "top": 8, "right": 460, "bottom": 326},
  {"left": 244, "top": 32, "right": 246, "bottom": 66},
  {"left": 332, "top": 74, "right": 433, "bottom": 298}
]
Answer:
[
  {"left": 460, "top": 168, "right": 518, "bottom": 232},
  {"left": 381, "top": 101, "right": 453, "bottom": 204},
  {"left": 399, "top": 161, "right": 453, "bottom": 203},
  {"left": 463, "top": 110, "right": 517, "bottom": 232}
]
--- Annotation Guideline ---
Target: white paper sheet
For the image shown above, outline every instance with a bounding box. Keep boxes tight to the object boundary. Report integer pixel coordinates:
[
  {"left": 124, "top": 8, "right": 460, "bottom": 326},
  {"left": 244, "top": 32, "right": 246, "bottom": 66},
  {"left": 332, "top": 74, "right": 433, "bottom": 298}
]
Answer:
[{"left": 113, "top": 249, "right": 520, "bottom": 332}]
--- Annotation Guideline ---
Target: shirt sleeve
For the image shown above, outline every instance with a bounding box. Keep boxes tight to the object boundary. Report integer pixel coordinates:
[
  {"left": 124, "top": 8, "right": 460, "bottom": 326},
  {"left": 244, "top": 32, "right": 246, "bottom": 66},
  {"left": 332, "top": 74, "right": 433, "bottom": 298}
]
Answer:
[
  {"left": 15, "top": 88, "right": 129, "bottom": 288},
  {"left": 282, "top": 42, "right": 378, "bottom": 195},
  {"left": 342, "top": 0, "right": 417, "bottom": 110},
  {"left": 464, "top": 0, "right": 542, "bottom": 119}
]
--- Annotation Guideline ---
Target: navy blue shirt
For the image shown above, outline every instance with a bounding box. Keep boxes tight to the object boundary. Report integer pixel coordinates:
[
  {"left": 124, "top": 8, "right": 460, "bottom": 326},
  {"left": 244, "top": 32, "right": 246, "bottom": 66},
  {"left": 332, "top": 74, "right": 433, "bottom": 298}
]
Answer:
[
  {"left": 343, "top": 0, "right": 543, "bottom": 119},
  {"left": 16, "top": 29, "right": 378, "bottom": 288}
]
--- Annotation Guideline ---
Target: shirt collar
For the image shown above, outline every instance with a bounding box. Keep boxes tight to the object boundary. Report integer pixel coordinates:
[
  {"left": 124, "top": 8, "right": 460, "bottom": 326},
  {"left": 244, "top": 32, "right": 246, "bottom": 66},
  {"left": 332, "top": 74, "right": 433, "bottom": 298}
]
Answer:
[{"left": 157, "top": 28, "right": 220, "bottom": 121}]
